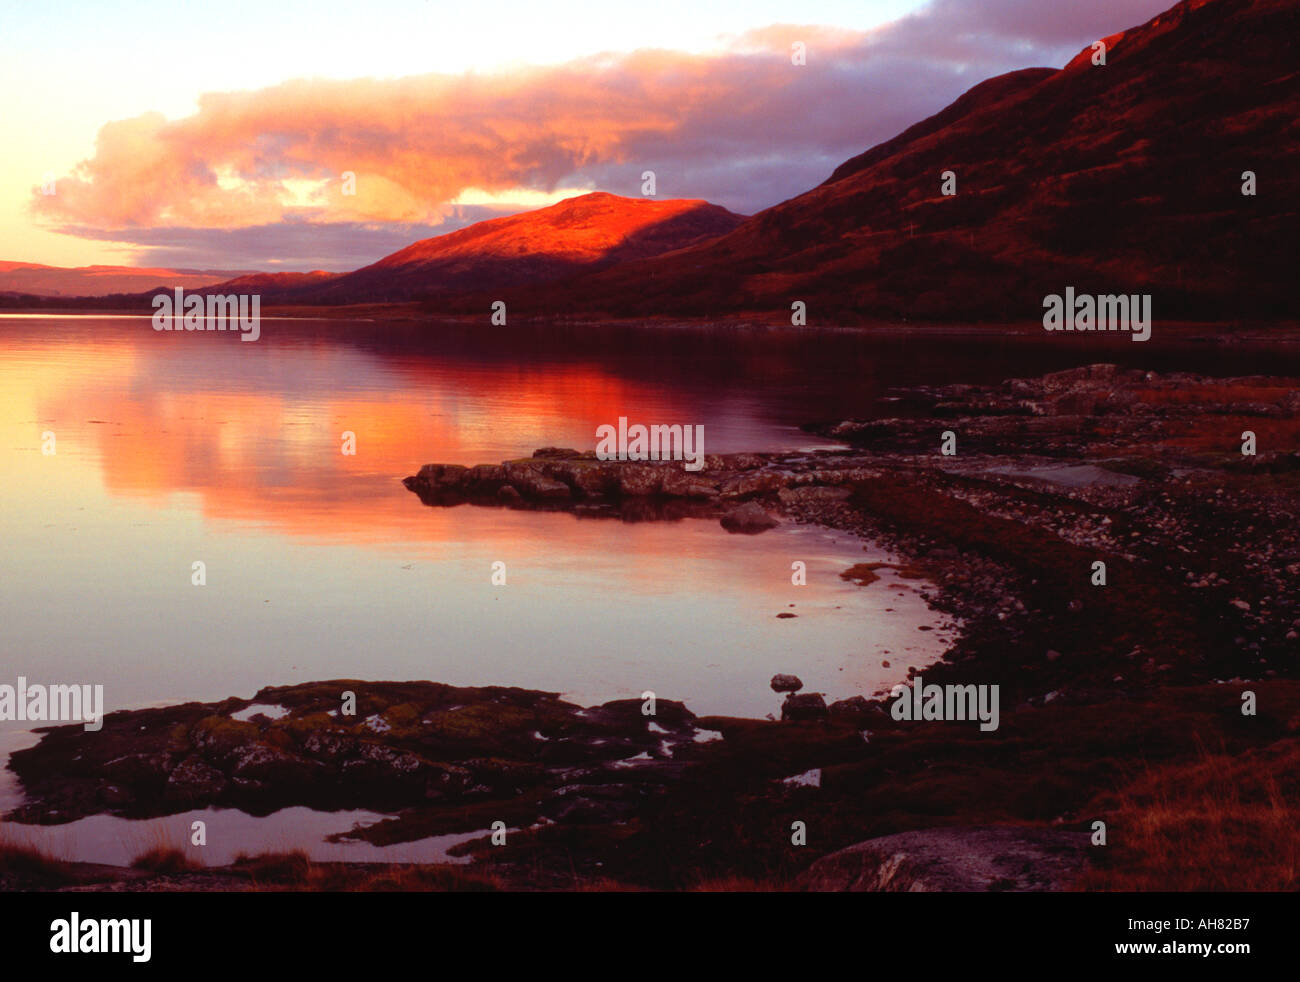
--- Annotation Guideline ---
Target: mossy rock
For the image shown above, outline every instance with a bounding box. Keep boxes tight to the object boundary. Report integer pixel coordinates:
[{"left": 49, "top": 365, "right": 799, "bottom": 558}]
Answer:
[
  {"left": 275, "top": 712, "right": 340, "bottom": 741},
  {"left": 425, "top": 703, "right": 540, "bottom": 753},
  {"left": 191, "top": 716, "right": 260, "bottom": 758}
]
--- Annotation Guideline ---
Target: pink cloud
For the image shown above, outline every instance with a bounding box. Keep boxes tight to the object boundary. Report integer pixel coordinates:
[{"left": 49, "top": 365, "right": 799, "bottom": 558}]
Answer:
[{"left": 32, "top": 0, "right": 1176, "bottom": 267}]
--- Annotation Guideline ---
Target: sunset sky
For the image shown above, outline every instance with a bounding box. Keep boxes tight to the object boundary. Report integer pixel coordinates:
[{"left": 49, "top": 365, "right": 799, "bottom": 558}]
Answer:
[{"left": 1, "top": 0, "right": 1171, "bottom": 271}]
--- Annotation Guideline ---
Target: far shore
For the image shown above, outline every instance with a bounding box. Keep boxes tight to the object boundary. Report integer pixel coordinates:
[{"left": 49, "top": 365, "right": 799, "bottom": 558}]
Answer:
[{"left": 4, "top": 304, "right": 1300, "bottom": 343}]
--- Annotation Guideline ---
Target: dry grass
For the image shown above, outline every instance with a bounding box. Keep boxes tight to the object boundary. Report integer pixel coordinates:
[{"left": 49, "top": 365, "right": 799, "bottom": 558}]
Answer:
[
  {"left": 230, "top": 850, "right": 508, "bottom": 891},
  {"left": 232, "top": 849, "right": 313, "bottom": 884},
  {"left": 0, "top": 841, "right": 77, "bottom": 881},
  {"left": 1077, "top": 741, "right": 1300, "bottom": 891},
  {"left": 131, "top": 846, "right": 202, "bottom": 873},
  {"left": 689, "top": 875, "right": 784, "bottom": 892},
  {"left": 322, "top": 865, "right": 506, "bottom": 892}
]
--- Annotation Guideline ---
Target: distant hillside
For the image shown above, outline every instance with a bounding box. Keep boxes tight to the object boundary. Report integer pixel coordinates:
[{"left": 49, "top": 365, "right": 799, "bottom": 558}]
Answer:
[
  {"left": 0, "top": 261, "right": 255, "bottom": 298},
  {"left": 190, "top": 270, "right": 340, "bottom": 294},
  {"left": 256, "top": 192, "right": 746, "bottom": 304},
  {"left": 501, "top": 0, "right": 1299, "bottom": 323}
]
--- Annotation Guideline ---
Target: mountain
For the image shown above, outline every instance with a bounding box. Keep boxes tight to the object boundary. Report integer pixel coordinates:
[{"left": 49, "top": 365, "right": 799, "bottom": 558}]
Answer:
[
  {"left": 501, "top": 0, "right": 1299, "bottom": 323},
  {"left": 191, "top": 270, "right": 339, "bottom": 294},
  {"left": 263, "top": 192, "right": 745, "bottom": 304},
  {"left": 0, "top": 261, "right": 256, "bottom": 298}
]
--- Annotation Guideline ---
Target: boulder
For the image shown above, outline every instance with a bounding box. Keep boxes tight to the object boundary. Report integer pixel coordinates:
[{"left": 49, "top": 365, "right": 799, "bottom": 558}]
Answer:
[
  {"left": 781, "top": 692, "right": 828, "bottom": 722},
  {"left": 720, "top": 501, "right": 779, "bottom": 534},
  {"left": 414, "top": 463, "right": 469, "bottom": 488},
  {"left": 617, "top": 464, "right": 663, "bottom": 496},
  {"left": 770, "top": 674, "right": 803, "bottom": 693},
  {"left": 166, "top": 756, "right": 229, "bottom": 799},
  {"left": 229, "top": 744, "right": 327, "bottom": 787},
  {"left": 797, "top": 825, "right": 1092, "bottom": 892},
  {"left": 566, "top": 461, "right": 619, "bottom": 497},
  {"left": 101, "top": 752, "right": 171, "bottom": 786},
  {"left": 720, "top": 470, "right": 787, "bottom": 499},
  {"left": 660, "top": 468, "right": 720, "bottom": 498},
  {"left": 828, "top": 695, "right": 877, "bottom": 725},
  {"left": 504, "top": 462, "right": 572, "bottom": 500}
]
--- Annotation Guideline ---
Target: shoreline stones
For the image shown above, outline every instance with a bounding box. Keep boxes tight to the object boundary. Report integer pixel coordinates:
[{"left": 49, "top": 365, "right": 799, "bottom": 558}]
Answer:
[
  {"left": 720, "top": 501, "right": 780, "bottom": 534},
  {"left": 4, "top": 681, "right": 704, "bottom": 828},
  {"left": 781, "top": 693, "right": 829, "bottom": 722}
]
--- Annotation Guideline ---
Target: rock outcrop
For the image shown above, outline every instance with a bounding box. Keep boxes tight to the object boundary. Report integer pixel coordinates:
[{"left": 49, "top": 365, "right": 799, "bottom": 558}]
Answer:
[{"left": 797, "top": 826, "right": 1092, "bottom": 892}]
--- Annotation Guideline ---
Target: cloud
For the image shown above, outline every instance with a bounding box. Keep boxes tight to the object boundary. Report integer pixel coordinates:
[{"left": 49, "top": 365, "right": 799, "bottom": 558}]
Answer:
[
  {"left": 50, "top": 207, "right": 520, "bottom": 272},
  {"left": 32, "top": 0, "right": 1174, "bottom": 268}
]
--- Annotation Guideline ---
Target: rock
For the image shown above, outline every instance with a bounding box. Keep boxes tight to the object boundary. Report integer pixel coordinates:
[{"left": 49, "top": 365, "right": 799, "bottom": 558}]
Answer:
[
  {"left": 542, "top": 783, "right": 645, "bottom": 825},
  {"left": 781, "top": 693, "right": 828, "bottom": 722},
  {"left": 797, "top": 826, "right": 1092, "bottom": 892},
  {"left": 566, "top": 461, "right": 619, "bottom": 497},
  {"left": 720, "top": 501, "right": 779, "bottom": 534},
  {"left": 770, "top": 674, "right": 803, "bottom": 693},
  {"left": 720, "top": 470, "right": 786, "bottom": 499},
  {"left": 660, "top": 468, "right": 720, "bottom": 498},
  {"left": 617, "top": 464, "right": 663, "bottom": 496},
  {"left": 101, "top": 752, "right": 171, "bottom": 787},
  {"left": 717, "top": 453, "right": 767, "bottom": 471},
  {"left": 1041, "top": 364, "right": 1120, "bottom": 388},
  {"left": 520, "top": 475, "right": 572, "bottom": 500},
  {"left": 1048, "top": 391, "right": 1105, "bottom": 416},
  {"left": 466, "top": 464, "right": 507, "bottom": 488},
  {"left": 504, "top": 462, "right": 571, "bottom": 500},
  {"left": 166, "top": 756, "right": 229, "bottom": 799},
  {"left": 778, "top": 485, "right": 851, "bottom": 506},
  {"left": 414, "top": 463, "right": 468, "bottom": 488},
  {"left": 191, "top": 716, "right": 262, "bottom": 764},
  {"left": 340, "top": 744, "right": 445, "bottom": 790},
  {"left": 99, "top": 784, "right": 135, "bottom": 806},
  {"left": 828, "top": 696, "right": 876, "bottom": 726},
  {"left": 229, "top": 744, "right": 326, "bottom": 788},
  {"left": 3, "top": 680, "right": 707, "bottom": 835}
]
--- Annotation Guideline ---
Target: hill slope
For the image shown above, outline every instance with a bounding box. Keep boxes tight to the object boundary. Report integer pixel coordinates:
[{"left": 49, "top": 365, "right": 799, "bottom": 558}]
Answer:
[
  {"left": 268, "top": 192, "right": 745, "bottom": 304},
  {"left": 0, "top": 261, "right": 255, "bottom": 298},
  {"left": 505, "top": 0, "right": 1299, "bottom": 323}
]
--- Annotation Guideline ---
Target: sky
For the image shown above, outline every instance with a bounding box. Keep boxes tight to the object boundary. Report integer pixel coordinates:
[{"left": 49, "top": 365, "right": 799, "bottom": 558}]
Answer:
[{"left": 0, "top": 0, "right": 1174, "bottom": 271}]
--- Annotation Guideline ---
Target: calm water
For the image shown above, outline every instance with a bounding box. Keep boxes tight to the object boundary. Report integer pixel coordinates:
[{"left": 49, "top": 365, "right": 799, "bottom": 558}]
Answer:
[
  {"left": 2, "top": 315, "right": 1296, "bottom": 858},
  {"left": 1, "top": 317, "right": 972, "bottom": 722}
]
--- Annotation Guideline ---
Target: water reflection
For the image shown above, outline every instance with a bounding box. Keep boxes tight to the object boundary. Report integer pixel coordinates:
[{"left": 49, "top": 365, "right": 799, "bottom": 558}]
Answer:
[{"left": 0, "top": 316, "right": 962, "bottom": 721}]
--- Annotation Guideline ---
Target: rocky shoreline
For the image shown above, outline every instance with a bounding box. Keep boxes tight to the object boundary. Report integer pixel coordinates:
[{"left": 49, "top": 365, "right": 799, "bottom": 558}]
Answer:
[
  {"left": 405, "top": 363, "right": 1300, "bottom": 699},
  {"left": 7, "top": 363, "right": 1300, "bottom": 891}
]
